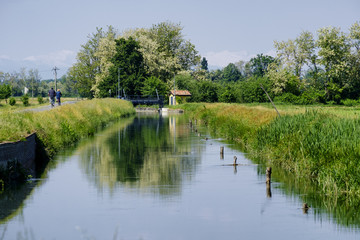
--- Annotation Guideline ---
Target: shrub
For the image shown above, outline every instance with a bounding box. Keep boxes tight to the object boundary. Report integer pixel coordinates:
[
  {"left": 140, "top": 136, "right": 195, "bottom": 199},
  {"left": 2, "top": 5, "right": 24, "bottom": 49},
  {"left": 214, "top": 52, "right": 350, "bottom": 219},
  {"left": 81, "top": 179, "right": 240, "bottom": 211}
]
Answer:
[
  {"left": 21, "top": 94, "right": 29, "bottom": 106},
  {"left": 274, "top": 92, "right": 299, "bottom": 103},
  {"left": 238, "top": 77, "right": 272, "bottom": 103},
  {"left": 219, "top": 85, "right": 237, "bottom": 103},
  {"left": 9, "top": 97, "right": 16, "bottom": 106},
  {"left": 175, "top": 96, "right": 184, "bottom": 104},
  {"left": 38, "top": 96, "right": 44, "bottom": 104},
  {"left": 297, "top": 90, "right": 324, "bottom": 105},
  {"left": 341, "top": 99, "right": 358, "bottom": 107}
]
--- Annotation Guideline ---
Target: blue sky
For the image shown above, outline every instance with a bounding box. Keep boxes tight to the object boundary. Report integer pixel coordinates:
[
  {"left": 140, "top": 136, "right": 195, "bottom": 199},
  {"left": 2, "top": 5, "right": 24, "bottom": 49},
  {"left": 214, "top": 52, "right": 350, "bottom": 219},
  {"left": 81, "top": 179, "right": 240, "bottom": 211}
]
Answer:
[{"left": 0, "top": 0, "right": 359, "bottom": 79}]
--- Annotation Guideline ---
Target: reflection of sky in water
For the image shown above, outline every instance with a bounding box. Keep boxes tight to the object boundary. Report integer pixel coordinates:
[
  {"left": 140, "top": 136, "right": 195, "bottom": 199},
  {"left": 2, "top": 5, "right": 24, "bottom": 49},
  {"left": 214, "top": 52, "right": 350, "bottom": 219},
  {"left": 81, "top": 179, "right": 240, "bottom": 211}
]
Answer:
[{"left": 0, "top": 114, "right": 359, "bottom": 240}]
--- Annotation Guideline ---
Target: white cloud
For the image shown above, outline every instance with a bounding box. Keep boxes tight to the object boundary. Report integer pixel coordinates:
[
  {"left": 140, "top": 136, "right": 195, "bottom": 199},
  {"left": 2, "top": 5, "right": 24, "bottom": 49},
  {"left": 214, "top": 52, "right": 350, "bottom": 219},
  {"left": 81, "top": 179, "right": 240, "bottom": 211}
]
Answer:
[
  {"left": 23, "top": 50, "right": 76, "bottom": 68},
  {"left": 0, "top": 55, "right": 10, "bottom": 60},
  {"left": 204, "top": 50, "right": 255, "bottom": 68},
  {"left": 204, "top": 49, "right": 277, "bottom": 68}
]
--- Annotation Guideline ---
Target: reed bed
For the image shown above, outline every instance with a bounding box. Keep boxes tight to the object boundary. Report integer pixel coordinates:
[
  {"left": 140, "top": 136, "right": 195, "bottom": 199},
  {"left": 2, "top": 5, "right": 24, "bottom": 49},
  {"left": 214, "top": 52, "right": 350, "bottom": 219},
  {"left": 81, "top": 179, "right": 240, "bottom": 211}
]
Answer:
[
  {"left": 0, "top": 99, "right": 135, "bottom": 157},
  {"left": 182, "top": 103, "right": 277, "bottom": 146},
  {"left": 182, "top": 103, "right": 360, "bottom": 197},
  {"left": 257, "top": 111, "right": 360, "bottom": 196}
]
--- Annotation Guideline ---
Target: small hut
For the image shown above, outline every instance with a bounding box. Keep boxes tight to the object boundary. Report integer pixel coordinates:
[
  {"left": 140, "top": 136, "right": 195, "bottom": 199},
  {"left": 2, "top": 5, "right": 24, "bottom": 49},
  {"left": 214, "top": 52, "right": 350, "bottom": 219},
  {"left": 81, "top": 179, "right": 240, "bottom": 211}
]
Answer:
[{"left": 169, "top": 90, "right": 191, "bottom": 105}]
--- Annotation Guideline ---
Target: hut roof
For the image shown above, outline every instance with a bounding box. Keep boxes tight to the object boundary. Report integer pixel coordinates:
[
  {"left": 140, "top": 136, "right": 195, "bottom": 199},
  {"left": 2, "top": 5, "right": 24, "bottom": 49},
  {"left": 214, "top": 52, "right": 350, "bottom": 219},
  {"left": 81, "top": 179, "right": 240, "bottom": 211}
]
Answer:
[{"left": 170, "top": 90, "right": 191, "bottom": 96}]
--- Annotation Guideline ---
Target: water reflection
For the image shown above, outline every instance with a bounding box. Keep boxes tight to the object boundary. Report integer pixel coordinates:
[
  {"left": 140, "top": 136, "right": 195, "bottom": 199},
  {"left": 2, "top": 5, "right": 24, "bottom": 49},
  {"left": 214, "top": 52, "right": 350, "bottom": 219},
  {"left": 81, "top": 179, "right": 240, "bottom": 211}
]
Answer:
[
  {"left": 0, "top": 182, "right": 37, "bottom": 224},
  {"left": 0, "top": 148, "right": 49, "bottom": 224},
  {"left": 202, "top": 119, "right": 360, "bottom": 231},
  {"left": 77, "top": 114, "right": 203, "bottom": 196},
  {"left": 254, "top": 156, "right": 360, "bottom": 229},
  {"left": 1, "top": 114, "right": 359, "bottom": 239}
]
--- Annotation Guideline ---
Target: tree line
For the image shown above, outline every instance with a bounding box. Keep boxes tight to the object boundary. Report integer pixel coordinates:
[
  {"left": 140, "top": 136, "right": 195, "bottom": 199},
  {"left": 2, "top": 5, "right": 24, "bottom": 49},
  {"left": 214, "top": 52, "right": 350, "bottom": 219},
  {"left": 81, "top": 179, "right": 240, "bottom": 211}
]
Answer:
[
  {"left": 175, "top": 21, "right": 360, "bottom": 105},
  {"left": 0, "top": 69, "right": 75, "bottom": 101},
  {"left": 1, "top": 21, "right": 359, "bottom": 105}
]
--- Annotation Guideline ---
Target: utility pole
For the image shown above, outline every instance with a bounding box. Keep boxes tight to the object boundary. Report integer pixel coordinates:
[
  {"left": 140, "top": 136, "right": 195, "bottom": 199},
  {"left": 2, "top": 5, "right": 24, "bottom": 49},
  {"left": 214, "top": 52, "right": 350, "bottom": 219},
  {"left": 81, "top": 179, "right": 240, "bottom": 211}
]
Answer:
[
  {"left": 118, "top": 68, "right": 121, "bottom": 98},
  {"left": 173, "top": 74, "right": 176, "bottom": 105},
  {"left": 52, "top": 66, "right": 59, "bottom": 91}
]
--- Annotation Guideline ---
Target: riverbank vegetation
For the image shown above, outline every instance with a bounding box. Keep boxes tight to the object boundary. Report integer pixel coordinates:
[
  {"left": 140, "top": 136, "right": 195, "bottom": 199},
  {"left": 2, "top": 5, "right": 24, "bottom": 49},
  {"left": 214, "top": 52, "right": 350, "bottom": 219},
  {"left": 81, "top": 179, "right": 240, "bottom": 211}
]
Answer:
[
  {"left": 181, "top": 103, "right": 360, "bottom": 198},
  {"left": 0, "top": 99, "right": 135, "bottom": 157},
  {"left": 0, "top": 97, "right": 78, "bottom": 111}
]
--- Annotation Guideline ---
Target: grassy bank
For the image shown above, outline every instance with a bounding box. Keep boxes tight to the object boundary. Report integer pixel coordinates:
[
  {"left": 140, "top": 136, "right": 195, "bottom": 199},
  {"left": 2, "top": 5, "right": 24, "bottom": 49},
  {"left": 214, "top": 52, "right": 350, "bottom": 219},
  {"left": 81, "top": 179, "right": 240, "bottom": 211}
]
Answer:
[
  {"left": 0, "top": 97, "right": 78, "bottom": 112},
  {"left": 181, "top": 103, "right": 360, "bottom": 197},
  {"left": 0, "top": 98, "right": 135, "bottom": 157}
]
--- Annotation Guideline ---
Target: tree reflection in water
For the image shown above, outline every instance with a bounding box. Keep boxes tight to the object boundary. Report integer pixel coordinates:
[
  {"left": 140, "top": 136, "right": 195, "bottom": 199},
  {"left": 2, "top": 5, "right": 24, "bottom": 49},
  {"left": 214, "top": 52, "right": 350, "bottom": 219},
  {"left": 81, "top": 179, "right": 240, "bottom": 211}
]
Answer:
[{"left": 77, "top": 114, "right": 203, "bottom": 196}]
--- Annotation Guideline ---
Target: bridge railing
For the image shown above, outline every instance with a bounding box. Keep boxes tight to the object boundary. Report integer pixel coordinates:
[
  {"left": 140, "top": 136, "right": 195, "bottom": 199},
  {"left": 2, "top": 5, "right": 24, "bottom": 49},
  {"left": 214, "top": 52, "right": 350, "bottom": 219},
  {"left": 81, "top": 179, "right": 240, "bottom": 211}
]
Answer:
[
  {"left": 125, "top": 95, "right": 164, "bottom": 108},
  {"left": 126, "top": 95, "right": 161, "bottom": 100}
]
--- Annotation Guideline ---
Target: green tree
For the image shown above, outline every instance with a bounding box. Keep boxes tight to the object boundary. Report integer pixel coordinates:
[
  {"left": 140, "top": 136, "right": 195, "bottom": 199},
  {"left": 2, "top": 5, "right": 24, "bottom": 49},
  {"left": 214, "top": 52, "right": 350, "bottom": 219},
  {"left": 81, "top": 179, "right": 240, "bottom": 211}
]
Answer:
[
  {"left": 296, "top": 31, "right": 318, "bottom": 74},
  {"left": 141, "top": 76, "right": 168, "bottom": 97},
  {"left": 96, "top": 37, "right": 148, "bottom": 97},
  {"left": 198, "top": 81, "right": 219, "bottom": 102},
  {"left": 274, "top": 39, "right": 307, "bottom": 77},
  {"left": 317, "top": 26, "right": 351, "bottom": 101},
  {"left": 222, "top": 63, "right": 242, "bottom": 82},
  {"left": 123, "top": 28, "right": 180, "bottom": 84},
  {"left": 123, "top": 22, "right": 200, "bottom": 82},
  {"left": 92, "top": 28, "right": 117, "bottom": 97},
  {"left": 27, "top": 68, "right": 41, "bottom": 97},
  {"left": 238, "top": 77, "right": 273, "bottom": 103},
  {"left": 219, "top": 85, "right": 236, "bottom": 103},
  {"left": 68, "top": 26, "right": 116, "bottom": 98},
  {"left": 0, "top": 84, "right": 12, "bottom": 103},
  {"left": 346, "top": 21, "right": 360, "bottom": 99},
  {"left": 123, "top": 22, "right": 200, "bottom": 84},
  {"left": 266, "top": 62, "right": 301, "bottom": 96},
  {"left": 201, "top": 57, "right": 208, "bottom": 70},
  {"left": 149, "top": 22, "right": 200, "bottom": 71},
  {"left": 209, "top": 69, "right": 223, "bottom": 82},
  {"left": 248, "top": 54, "right": 275, "bottom": 77}
]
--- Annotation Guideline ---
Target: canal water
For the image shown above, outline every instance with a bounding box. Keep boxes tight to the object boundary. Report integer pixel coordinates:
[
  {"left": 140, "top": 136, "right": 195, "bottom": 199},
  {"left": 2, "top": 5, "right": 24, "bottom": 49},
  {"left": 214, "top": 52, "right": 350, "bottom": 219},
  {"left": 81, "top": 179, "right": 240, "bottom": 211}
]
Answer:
[{"left": 0, "top": 113, "right": 359, "bottom": 240}]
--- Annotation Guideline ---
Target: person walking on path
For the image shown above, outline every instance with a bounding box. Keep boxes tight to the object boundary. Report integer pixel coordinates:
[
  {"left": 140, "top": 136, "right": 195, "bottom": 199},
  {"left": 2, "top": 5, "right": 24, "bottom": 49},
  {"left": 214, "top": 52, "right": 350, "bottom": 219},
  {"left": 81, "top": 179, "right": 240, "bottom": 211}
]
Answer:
[
  {"left": 48, "top": 87, "right": 56, "bottom": 107},
  {"left": 56, "top": 89, "right": 62, "bottom": 106}
]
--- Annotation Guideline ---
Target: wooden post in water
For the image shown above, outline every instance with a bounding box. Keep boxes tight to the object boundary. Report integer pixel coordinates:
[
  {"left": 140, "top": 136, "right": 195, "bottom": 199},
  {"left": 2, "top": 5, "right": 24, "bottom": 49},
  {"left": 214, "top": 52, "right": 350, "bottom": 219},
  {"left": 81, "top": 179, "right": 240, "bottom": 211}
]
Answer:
[
  {"left": 266, "top": 167, "right": 272, "bottom": 184},
  {"left": 220, "top": 146, "right": 224, "bottom": 159},
  {"left": 266, "top": 182, "right": 272, "bottom": 198},
  {"left": 302, "top": 203, "right": 309, "bottom": 214},
  {"left": 266, "top": 167, "right": 272, "bottom": 197}
]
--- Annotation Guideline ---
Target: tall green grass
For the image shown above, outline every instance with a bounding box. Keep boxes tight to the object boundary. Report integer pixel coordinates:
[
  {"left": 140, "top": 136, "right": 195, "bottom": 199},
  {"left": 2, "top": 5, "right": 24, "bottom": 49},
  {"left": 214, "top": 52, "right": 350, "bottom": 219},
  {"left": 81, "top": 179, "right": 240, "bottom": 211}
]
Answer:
[
  {"left": 0, "top": 99, "right": 135, "bottom": 157},
  {"left": 181, "top": 103, "right": 277, "bottom": 147},
  {"left": 181, "top": 103, "right": 360, "bottom": 197},
  {"left": 256, "top": 110, "right": 360, "bottom": 196}
]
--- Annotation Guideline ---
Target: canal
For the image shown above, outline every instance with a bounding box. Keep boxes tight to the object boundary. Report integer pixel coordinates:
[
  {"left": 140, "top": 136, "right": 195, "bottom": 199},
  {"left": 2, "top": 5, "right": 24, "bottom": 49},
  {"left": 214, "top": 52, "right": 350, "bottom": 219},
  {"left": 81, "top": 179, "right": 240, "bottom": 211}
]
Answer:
[{"left": 0, "top": 113, "right": 359, "bottom": 239}]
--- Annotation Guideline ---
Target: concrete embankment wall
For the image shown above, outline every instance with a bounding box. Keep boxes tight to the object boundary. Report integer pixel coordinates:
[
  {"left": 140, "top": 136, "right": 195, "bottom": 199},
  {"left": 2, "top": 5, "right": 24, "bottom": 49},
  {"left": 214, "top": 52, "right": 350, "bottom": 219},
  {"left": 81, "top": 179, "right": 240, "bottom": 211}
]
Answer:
[{"left": 0, "top": 133, "right": 36, "bottom": 169}]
